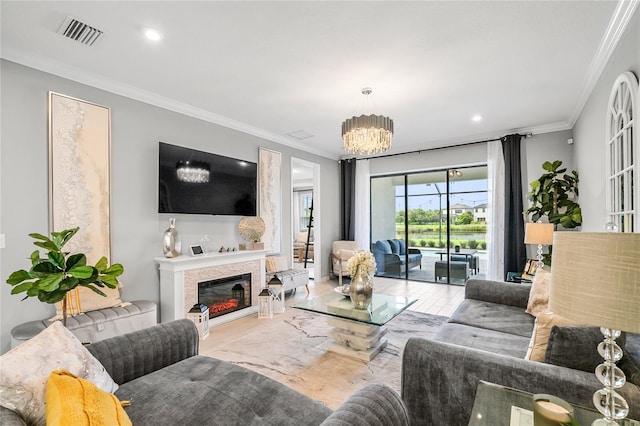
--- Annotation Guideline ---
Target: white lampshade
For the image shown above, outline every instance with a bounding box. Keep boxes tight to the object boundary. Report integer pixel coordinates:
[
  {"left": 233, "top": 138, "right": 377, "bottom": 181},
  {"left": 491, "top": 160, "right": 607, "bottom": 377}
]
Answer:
[
  {"left": 549, "top": 232, "right": 640, "bottom": 333},
  {"left": 524, "top": 222, "right": 554, "bottom": 245}
]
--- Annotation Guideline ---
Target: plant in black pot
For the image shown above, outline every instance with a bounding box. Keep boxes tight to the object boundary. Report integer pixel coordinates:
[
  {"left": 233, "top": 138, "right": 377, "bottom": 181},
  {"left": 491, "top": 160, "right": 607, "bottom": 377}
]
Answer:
[{"left": 6, "top": 227, "right": 124, "bottom": 325}]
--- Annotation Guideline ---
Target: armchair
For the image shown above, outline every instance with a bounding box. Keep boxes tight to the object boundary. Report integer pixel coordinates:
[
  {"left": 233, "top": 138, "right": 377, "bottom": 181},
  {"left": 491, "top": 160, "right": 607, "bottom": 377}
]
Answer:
[{"left": 329, "top": 240, "right": 358, "bottom": 286}]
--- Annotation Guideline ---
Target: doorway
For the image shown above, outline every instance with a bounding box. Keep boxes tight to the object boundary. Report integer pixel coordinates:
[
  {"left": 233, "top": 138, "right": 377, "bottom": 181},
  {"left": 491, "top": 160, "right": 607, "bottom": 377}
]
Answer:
[
  {"left": 370, "top": 166, "right": 488, "bottom": 284},
  {"left": 291, "top": 157, "right": 321, "bottom": 282}
]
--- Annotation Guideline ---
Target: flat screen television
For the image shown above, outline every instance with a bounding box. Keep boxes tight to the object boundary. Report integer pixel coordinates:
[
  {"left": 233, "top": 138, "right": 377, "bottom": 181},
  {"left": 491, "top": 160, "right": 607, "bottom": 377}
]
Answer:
[{"left": 158, "top": 142, "right": 257, "bottom": 216}]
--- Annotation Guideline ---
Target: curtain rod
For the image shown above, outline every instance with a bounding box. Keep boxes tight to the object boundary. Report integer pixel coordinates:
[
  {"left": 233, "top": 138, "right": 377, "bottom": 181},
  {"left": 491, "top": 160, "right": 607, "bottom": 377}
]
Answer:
[{"left": 340, "top": 133, "right": 532, "bottom": 162}]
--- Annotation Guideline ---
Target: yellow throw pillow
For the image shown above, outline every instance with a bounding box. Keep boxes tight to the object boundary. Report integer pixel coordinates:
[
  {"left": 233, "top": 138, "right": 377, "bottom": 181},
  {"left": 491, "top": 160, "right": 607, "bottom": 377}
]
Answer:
[
  {"left": 525, "top": 311, "right": 583, "bottom": 362},
  {"left": 0, "top": 321, "right": 118, "bottom": 426},
  {"left": 46, "top": 370, "right": 131, "bottom": 426}
]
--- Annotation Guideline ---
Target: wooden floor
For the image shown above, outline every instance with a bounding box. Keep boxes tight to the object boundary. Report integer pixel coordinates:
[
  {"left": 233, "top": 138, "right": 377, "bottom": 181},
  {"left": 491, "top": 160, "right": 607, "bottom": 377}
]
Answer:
[{"left": 285, "top": 276, "right": 466, "bottom": 317}]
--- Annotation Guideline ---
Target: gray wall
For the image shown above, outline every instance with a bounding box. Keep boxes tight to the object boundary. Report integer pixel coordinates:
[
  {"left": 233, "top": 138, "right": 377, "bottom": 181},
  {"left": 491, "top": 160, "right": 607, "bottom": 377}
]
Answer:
[
  {"left": 0, "top": 59, "right": 340, "bottom": 353},
  {"left": 573, "top": 9, "right": 640, "bottom": 231}
]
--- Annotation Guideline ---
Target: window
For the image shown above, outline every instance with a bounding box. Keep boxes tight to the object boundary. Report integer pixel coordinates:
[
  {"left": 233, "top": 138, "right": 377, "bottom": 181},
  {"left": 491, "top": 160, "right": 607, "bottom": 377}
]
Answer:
[{"left": 606, "top": 72, "right": 638, "bottom": 232}]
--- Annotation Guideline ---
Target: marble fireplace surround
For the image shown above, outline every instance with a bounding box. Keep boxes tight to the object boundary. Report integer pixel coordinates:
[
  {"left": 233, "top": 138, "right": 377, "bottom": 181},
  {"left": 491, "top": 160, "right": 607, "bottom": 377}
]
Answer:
[{"left": 155, "top": 250, "right": 267, "bottom": 327}]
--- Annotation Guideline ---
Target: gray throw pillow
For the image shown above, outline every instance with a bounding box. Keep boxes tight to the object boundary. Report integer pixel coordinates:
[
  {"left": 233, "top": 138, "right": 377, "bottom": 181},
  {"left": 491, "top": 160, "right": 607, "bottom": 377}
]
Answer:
[
  {"left": 544, "top": 326, "right": 626, "bottom": 373},
  {"left": 619, "top": 355, "right": 640, "bottom": 386}
]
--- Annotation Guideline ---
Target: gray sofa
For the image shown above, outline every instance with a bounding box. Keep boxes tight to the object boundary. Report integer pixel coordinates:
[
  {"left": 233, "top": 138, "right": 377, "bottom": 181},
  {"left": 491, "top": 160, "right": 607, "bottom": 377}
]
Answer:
[
  {"left": 372, "top": 239, "right": 422, "bottom": 277},
  {"left": 401, "top": 279, "right": 640, "bottom": 425},
  {"left": 1, "top": 319, "right": 409, "bottom": 426}
]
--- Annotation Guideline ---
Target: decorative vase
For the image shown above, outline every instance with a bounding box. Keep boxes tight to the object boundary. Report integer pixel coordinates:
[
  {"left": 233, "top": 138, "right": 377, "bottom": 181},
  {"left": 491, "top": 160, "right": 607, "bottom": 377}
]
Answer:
[
  {"left": 162, "top": 218, "right": 181, "bottom": 258},
  {"left": 349, "top": 268, "right": 373, "bottom": 310}
]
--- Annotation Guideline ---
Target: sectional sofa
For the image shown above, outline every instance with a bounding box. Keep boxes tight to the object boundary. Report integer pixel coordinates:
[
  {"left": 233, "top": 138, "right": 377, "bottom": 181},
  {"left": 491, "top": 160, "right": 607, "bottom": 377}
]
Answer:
[
  {"left": 1, "top": 319, "right": 410, "bottom": 425},
  {"left": 401, "top": 279, "right": 640, "bottom": 425}
]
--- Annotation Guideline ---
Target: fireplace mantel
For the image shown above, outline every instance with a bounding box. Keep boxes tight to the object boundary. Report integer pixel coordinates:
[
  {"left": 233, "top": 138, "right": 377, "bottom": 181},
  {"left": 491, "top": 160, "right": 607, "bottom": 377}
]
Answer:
[{"left": 155, "top": 250, "right": 267, "bottom": 326}]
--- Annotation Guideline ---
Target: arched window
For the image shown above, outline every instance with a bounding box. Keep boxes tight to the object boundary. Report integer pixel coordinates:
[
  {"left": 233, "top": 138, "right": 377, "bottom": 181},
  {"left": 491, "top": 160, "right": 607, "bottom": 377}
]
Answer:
[{"left": 606, "top": 71, "right": 638, "bottom": 232}]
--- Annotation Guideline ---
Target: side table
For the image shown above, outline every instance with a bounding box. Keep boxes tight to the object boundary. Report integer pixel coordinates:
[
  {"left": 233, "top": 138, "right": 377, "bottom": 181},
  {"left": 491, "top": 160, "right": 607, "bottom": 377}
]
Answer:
[{"left": 468, "top": 381, "right": 639, "bottom": 426}]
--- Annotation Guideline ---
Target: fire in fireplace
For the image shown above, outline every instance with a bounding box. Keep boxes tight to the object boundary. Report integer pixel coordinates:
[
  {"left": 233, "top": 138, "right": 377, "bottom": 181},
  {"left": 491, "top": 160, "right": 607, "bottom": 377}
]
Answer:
[{"left": 198, "top": 273, "right": 251, "bottom": 319}]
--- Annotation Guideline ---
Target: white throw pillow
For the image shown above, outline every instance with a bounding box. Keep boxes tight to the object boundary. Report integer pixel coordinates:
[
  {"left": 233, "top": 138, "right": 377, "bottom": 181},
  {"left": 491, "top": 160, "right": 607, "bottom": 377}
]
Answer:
[
  {"left": 0, "top": 321, "right": 118, "bottom": 426},
  {"left": 526, "top": 268, "right": 551, "bottom": 317}
]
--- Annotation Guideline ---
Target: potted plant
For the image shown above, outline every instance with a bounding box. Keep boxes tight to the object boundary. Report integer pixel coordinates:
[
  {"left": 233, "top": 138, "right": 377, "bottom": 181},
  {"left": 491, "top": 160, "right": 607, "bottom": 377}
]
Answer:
[
  {"left": 5, "top": 227, "right": 124, "bottom": 325},
  {"left": 525, "top": 160, "right": 582, "bottom": 229}
]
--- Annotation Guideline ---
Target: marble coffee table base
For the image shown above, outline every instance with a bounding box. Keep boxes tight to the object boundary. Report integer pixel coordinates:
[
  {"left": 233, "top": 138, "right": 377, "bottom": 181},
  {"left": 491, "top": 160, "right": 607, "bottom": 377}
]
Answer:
[{"left": 326, "top": 317, "right": 388, "bottom": 362}]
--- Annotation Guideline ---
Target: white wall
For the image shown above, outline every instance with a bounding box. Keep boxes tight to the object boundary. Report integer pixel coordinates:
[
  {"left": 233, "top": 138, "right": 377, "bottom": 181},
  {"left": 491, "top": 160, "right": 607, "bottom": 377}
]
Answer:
[
  {"left": 0, "top": 60, "right": 340, "bottom": 353},
  {"left": 573, "top": 10, "right": 640, "bottom": 231},
  {"left": 522, "top": 130, "right": 575, "bottom": 213},
  {"left": 368, "top": 142, "right": 487, "bottom": 176}
]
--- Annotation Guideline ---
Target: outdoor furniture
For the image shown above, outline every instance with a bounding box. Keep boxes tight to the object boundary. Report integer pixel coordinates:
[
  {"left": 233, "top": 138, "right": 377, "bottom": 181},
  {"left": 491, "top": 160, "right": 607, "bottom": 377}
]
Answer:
[
  {"left": 451, "top": 254, "right": 479, "bottom": 274},
  {"left": 436, "top": 248, "right": 479, "bottom": 274},
  {"left": 372, "top": 239, "right": 422, "bottom": 277},
  {"left": 435, "top": 260, "right": 469, "bottom": 281}
]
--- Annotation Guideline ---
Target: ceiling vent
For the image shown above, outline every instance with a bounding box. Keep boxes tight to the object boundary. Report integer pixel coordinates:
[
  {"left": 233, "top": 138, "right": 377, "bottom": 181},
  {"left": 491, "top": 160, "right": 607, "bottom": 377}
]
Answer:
[{"left": 56, "top": 16, "right": 103, "bottom": 46}]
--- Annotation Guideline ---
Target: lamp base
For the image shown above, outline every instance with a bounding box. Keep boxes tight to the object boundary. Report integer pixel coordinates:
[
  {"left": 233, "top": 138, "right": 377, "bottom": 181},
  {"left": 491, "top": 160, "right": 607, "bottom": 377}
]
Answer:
[{"left": 592, "top": 328, "right": 629, "bottom": 425}]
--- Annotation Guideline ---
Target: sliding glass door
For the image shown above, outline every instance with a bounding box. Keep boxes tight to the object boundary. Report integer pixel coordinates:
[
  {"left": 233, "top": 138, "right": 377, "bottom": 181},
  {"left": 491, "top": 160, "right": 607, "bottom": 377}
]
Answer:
[{"left": 370, "top": 166, "right": 488, "bottom": 284}]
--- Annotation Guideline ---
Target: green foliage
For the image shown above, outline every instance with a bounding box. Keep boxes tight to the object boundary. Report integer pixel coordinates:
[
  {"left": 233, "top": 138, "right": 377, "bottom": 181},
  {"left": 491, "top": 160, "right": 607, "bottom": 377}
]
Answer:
[
  {"left": 480, "top": 242, "right": 487, "bottom": 250},
  {"left": 427, "top": 240, "right": 436, "bottom": 248},
  {"left": 468, "top": 240, "right": 479, "bottom": 249},
  {"left": 525, "top": 160, "right": 582, "bottom": 229},
  {"left": 454, "top": 212, "right": 474, "bottom": 225},
  {"left": 6, "top": 227, "right": 124, "bottom": 309}
]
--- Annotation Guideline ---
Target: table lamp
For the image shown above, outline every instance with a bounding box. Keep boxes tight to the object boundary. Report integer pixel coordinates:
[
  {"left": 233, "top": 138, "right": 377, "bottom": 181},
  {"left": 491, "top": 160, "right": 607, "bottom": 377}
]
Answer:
[
  {"left": 525, "top": 222, "right": 554, "bottom": 269},
  {"left": 549, "top": 231, "right": 640, "bottom": 425}
]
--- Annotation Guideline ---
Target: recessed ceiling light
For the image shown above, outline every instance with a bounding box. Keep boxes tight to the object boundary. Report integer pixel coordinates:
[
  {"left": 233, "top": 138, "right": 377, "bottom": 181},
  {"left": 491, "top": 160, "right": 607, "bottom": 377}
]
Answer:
[
  {"left": 472, "top": 115, "right": 483, "bottom": 122},
  {"left": 144, "top": 28, "right": 163, "bottom": 41}
]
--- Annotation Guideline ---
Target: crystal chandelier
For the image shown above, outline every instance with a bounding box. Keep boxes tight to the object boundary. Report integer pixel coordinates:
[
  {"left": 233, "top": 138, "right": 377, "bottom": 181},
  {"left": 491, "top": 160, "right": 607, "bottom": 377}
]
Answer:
[
  {"left": 342, "top": 88, "right": 393, "bottom": 155},
  {"left": 176, "top": 160, "right": 210, "bottom": 183}
]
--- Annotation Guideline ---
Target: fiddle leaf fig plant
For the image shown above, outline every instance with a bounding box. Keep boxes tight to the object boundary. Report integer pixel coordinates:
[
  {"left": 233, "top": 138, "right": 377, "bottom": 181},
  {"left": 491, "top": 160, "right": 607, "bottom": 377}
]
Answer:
[
  {"left": 6, "top": 227, "right": 124, "bottom": 325},
  {"left": 525, "top": 160, "right": 582, "bottom": 229}
]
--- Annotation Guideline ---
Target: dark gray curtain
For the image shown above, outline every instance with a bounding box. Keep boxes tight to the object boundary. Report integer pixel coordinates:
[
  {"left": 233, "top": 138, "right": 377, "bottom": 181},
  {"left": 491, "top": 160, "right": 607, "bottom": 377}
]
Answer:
[
  {"left": 340, "top": 159, "right": 356, "bottom": 240},
  {"left": 502, "top": 134, "right": 526, "bottom": 278}
]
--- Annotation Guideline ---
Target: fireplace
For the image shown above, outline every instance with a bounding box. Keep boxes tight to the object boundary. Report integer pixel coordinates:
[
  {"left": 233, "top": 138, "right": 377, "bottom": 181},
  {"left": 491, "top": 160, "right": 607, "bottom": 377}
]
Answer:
[{"left": 198, "top": 273, "right": 251, "bottom": 319}]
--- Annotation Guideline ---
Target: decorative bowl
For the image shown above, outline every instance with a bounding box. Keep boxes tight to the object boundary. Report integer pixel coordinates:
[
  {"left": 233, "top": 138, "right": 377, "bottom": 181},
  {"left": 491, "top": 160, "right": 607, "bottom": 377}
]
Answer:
[{"left": 334, "top": 285, "right": 351, "bottom": 298}]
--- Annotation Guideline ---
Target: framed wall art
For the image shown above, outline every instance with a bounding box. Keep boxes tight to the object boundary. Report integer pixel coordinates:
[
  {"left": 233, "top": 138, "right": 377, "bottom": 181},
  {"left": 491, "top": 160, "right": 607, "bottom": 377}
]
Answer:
[
  {"left": 48, "top": 92, "right": 112, "bottom": 263},
  {"left": 259, "top": 148, "right": 282, "bottom": 254}
]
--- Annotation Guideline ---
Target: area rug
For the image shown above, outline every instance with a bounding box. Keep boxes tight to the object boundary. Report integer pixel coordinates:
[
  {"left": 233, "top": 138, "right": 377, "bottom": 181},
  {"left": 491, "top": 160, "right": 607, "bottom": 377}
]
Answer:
[{"left": 199, "top": 309, "right": 447, "bottom": 409}]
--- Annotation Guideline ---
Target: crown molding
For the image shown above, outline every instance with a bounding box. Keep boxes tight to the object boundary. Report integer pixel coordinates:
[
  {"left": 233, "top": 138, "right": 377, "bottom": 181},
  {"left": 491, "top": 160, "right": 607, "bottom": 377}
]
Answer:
[
  {"left": 568, "top": 0, "right": 639, "bottom": 126},
  {"left": 1, "top": 48, "right": 338, "bottom": 160},
  {"left": 367, "top": 120, "right": 573, "bottom": 160}
]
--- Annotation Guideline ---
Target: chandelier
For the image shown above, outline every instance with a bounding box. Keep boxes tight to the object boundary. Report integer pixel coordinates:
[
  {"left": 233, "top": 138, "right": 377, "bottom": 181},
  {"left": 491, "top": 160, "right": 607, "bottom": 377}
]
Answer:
[
  {"left": 342, "top": 88, "right": 393, "bottom": 155},
  {"left": 176, "top": 160, "right": 210, "bottom": 183}
]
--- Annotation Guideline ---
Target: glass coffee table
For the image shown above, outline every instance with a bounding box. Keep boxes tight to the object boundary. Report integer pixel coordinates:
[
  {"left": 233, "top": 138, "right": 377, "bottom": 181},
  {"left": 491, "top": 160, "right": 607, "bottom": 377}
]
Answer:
[{"left": 293, "top": 290, "right": 416, "bottom": 362}]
